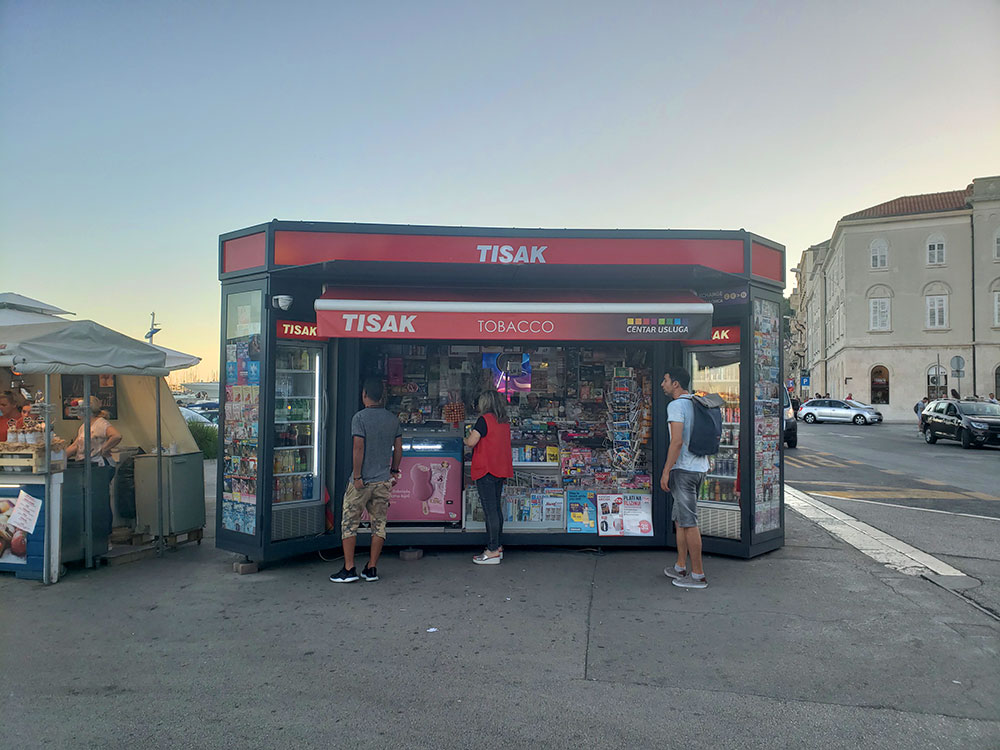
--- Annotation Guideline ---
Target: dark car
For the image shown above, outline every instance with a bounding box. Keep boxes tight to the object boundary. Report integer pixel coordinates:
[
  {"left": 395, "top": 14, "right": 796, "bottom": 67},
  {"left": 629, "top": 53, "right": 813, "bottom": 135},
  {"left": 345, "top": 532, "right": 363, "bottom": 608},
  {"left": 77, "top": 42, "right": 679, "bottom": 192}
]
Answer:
[
  {"left": 922, "top": 399, "right": 1000, "bottom": 449},
  {"left": 783, "top": 389, "right": 797, "bottom": 448}
]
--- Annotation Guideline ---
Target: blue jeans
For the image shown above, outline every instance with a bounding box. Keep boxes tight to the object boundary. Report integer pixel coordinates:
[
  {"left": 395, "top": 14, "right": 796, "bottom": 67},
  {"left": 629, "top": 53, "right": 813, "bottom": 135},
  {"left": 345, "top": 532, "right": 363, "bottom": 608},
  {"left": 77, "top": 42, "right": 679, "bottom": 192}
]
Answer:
[{"left": 475, "top": 474, "right": 506, "bottom": 552}]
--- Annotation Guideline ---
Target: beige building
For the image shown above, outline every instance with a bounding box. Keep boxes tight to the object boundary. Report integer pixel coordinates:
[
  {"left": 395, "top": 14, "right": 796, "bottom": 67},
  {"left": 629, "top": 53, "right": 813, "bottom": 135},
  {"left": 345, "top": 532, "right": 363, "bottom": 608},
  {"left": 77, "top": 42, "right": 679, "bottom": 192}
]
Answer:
[{"left": 794, "top": 175, "right": 1000, "bottom": 421}]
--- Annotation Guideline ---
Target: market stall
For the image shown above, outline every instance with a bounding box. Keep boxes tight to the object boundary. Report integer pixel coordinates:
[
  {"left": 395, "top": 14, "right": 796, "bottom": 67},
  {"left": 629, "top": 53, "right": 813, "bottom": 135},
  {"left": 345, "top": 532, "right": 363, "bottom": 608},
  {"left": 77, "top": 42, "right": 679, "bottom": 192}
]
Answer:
[
  {"left": 0, "top": 295, "right": 202, "bottom": 581},
  {"left": 216, "top": 222, "right": 786, "bottom": 564}
]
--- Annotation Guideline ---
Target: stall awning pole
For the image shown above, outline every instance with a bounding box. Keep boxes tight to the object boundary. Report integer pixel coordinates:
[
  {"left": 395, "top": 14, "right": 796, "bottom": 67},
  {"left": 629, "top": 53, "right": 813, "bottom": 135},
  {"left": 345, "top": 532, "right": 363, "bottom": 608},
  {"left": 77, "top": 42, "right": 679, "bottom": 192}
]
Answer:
[
  {"left": 155, "top": 377, "right": 164, "bottom": 557},
  {"left": 83, "top": 377, "right": 93, "bottom": 568},
  {"left": 43, "top": 373, "right": 52, "bottom": 584}
]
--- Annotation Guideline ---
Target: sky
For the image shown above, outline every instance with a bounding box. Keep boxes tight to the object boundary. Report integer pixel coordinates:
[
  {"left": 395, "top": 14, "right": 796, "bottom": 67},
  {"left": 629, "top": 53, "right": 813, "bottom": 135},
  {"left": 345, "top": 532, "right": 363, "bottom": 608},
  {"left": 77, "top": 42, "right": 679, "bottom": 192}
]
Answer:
[{"left": 2, "top": 0, "right": 999, "bottom": 383}]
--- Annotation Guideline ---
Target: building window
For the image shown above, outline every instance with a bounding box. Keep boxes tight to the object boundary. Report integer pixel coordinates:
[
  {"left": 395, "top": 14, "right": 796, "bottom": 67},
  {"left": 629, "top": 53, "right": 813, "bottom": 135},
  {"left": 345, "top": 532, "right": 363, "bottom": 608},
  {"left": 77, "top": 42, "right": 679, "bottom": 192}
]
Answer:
[
  {"left": 994, "top": 230, "right": 1000, "bottom": 260},
  {"left": 927, "top": 365, "right": 948, "bottom": 399},
  {"left": 926, "top": 234, "right": 946, "bottom": 265},
  {"left": 869, "top": 298, "right": 890, "bottom": 331},
  {"left": 926, "top": 295, "right": 948, "bottom": 329},
  {"left": 995, "top": 290, "right": 1000, "bottom": 327},
  {"left": 870, "top": 238, "right": 888, "bottom": 269},
  {"left": 995, "top": 365, "right": 1000, "bottom": 398},
  {"left": 871, "top": 366, "right": 889, "bottom": 404}
]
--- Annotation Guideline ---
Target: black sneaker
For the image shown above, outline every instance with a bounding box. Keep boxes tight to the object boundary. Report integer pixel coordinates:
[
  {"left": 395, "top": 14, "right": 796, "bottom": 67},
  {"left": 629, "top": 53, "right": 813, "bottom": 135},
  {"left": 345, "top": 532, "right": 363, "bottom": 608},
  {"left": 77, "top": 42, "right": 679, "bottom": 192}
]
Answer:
[
  {"left": 361, "top": 565, "right": 379, "bottom": 581},
  {"left": 329, "top": 566, "right": 359, "bottom": 583}
]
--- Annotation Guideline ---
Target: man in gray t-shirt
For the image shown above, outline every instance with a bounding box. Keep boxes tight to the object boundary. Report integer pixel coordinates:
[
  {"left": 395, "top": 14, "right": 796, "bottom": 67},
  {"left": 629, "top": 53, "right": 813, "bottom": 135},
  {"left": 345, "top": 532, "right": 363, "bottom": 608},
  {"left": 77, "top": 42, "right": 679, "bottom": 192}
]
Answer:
[
  {"left": 330, "top": 378, "right": 402, "bottom": 585},
  {"left": 660, "top": 367, "right": 709, "bottom": 590}
]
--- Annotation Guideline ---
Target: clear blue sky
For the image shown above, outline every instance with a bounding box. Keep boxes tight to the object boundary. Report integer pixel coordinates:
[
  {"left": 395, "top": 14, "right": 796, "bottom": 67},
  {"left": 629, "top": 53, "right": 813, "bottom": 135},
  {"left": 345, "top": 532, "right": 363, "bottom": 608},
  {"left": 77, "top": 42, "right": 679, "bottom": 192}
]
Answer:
[{"left": 2, "top": 0, "right": 998, "bottom": 381}]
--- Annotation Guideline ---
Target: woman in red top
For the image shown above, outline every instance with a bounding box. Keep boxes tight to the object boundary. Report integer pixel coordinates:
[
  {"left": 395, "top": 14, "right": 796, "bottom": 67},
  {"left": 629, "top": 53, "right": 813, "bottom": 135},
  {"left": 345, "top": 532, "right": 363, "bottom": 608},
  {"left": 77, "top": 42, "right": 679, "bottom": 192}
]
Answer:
[
  {"left": 464, "top": 390, "right": 513, "bottom": 564},
  {"left": 0, "top": 391, "right": 26, "bottom": 442}
]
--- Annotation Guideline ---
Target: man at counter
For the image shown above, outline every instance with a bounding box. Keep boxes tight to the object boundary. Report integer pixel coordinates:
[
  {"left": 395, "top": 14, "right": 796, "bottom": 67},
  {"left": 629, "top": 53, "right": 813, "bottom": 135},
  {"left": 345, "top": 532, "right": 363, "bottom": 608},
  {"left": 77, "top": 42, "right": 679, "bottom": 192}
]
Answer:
[
  {"left": 330, "top": 378, "right": 402, "bottom": 584},
  {"left": 659, "top": 367, "right": 710, "bottom": 590},
  {"left": 0, "top": 391, "right": 25, "bottom": 442}
]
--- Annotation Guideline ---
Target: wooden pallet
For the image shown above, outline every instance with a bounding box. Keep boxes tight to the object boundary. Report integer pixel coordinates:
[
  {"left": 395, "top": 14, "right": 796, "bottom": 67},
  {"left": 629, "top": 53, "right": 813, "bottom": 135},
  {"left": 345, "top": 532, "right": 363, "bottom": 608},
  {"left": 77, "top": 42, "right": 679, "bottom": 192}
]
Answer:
[
  {"left": 100, "top": 543, "right": 157, "bottom": 566},
  {"left": 129, "top": 527, "right": 204, "bottom": 548}
]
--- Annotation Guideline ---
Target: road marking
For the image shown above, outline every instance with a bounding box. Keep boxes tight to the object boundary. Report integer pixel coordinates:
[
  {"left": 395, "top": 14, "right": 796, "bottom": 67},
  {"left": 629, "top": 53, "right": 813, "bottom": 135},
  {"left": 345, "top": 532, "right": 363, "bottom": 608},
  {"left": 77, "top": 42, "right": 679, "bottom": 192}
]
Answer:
[
  {"left": 784, "top": 486, "right": 967, "bottom": 577},
  {"left": 918, "top": 478, "right": 949, "bottom": 486},
  {"left": 965, "top": 491, "right": 1000, "bottom": 502},
  {"left": 808, "top": 493, "right": 1000, "bottom": 521},
  {"left": 816, "top": 489, "right": 971, "bottom": 500}
]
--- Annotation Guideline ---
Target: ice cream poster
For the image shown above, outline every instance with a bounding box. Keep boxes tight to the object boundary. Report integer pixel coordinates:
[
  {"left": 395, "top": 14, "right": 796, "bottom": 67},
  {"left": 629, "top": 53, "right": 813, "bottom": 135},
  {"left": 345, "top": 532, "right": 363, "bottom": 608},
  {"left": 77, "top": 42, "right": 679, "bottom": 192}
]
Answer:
[{"left": 566, "top": 490, "right": 597, "bottom": 533}]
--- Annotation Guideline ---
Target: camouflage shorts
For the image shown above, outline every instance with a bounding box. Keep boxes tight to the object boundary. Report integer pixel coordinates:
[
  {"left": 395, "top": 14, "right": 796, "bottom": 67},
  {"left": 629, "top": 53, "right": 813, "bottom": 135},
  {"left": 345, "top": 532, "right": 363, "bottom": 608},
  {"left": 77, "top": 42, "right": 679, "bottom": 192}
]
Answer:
[{"left": 342, "top": 480, "right": 392, "bottom": 540}]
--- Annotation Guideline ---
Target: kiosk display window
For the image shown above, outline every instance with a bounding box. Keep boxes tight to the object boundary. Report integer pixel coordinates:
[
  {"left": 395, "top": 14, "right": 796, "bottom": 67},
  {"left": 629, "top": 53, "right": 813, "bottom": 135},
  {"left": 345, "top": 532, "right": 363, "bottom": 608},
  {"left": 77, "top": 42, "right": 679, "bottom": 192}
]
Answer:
[
  {"left": 362, "top": 342, "right": 653, "bottom": 532},
  {"left": 221, "top": 291, "right": 262, "bottom": 535},
  {"left": 688, "top": 346, "right": 742, "bottom": 540},
  {"left": 753, "top": 299, "right": 782, "bottom": 534}
]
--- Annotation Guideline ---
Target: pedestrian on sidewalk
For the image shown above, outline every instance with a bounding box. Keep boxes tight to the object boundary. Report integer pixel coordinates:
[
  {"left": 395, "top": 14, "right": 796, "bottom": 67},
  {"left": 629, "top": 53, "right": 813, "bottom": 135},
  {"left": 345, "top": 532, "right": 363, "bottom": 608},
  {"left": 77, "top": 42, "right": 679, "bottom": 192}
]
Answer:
[
  {"left": 989, "top": 393, "right": 998, "bottom": 404},
  {"left": 914, "top": 396, "right": 929, "bottom": 429},
  {"left": 659, "top": 367, "right": 709, "bottom": 590},
  {"left": 330, "top": 377, "right": 402, "bottom": 584},
  {"left": 465, "top": 390, "right": 513, "bottom": 565}
]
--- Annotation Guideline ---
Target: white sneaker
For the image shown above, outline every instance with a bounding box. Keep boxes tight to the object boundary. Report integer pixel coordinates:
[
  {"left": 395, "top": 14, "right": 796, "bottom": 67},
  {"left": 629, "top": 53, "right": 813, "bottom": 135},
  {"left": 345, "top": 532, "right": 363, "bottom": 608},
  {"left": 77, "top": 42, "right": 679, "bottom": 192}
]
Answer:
[{"left": 672, "top": 574, "right": 708, "bottom": 589}]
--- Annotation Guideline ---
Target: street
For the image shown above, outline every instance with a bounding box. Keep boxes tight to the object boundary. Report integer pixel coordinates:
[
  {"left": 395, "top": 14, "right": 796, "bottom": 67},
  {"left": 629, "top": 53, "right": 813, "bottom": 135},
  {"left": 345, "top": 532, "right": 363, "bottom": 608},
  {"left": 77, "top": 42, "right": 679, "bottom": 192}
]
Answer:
[
  {"left": 4, "top": 457, "right": 999, "bottom": 749},
  {"left": 786, "top": 421, "right": 1000, "bottom": 616}
]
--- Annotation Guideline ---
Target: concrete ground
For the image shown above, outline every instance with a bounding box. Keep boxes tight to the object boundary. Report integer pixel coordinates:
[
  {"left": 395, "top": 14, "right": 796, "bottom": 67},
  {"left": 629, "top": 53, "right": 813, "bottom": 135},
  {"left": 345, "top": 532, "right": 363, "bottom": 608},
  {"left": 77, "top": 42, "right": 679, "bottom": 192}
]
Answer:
[{"left": 3, "top": 460, "right": 998, "bottom": 749}]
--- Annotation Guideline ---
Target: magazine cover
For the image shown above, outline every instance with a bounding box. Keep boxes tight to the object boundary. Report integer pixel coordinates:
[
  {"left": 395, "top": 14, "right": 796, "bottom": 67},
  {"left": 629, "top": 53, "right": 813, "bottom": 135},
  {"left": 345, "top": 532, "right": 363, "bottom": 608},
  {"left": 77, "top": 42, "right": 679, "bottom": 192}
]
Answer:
[
  {"left": 597, "top": 493, "right": 625, "bottom": 537},
  {"left": 566, "top": 490, "right": 597, "bottom": 533},
  {"left": 622, "top": 492, "right": 653, "bottom": 536}
]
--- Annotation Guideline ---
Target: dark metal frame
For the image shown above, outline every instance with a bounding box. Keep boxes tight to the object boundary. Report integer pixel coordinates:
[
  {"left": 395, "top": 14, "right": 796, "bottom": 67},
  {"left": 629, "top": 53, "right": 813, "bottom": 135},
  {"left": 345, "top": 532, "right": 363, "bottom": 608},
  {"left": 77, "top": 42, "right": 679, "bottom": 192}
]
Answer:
[{"left": 217, "top": 221, "right": 785, "bottom": 563}]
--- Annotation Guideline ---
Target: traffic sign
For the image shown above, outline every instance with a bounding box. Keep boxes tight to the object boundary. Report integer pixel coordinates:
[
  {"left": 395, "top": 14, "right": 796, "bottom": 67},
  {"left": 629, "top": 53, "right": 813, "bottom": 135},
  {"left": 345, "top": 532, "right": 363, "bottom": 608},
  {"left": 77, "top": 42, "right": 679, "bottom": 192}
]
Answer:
[
  {"left": 801, "top": 376, "right": 811, "bottom": 387},
  {"left": 952, "top": 369, "right": 965, "bottom": 378},
  {"left": 950, "top": 355, "right": 965, "bottom": 370}
]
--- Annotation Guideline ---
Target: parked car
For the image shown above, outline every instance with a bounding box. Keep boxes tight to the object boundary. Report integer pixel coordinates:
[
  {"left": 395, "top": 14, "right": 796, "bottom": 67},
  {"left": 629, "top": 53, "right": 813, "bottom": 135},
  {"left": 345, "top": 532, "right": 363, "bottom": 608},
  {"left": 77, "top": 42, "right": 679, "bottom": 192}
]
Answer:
[
  {"left": 921, "top": 398, "right": 1000, "bottom": 449},
  {"left": 783, "top": 389, "right": 797, "bottom": 448},
  {"left": 179, "top": 406, "right": 216, "bottom": 425},
  {"left": 797, "top": 398, "right": 883, "bottom": 425}
]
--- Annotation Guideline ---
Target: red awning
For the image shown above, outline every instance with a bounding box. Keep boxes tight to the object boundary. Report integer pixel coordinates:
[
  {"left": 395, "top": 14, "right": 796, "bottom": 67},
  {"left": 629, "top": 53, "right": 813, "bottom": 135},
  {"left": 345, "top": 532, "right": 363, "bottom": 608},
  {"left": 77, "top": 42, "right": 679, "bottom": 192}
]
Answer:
[{"left": 315, "top": 287, "right": 713, "bottom": 341}]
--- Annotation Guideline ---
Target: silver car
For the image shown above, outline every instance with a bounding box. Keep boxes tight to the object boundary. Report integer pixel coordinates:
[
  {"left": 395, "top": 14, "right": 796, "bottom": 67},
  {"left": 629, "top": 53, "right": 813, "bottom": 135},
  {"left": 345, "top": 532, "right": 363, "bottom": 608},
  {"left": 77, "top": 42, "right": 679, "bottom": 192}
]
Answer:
[{"left": 798, "top": 398, "right": 883, "bottom": 425}]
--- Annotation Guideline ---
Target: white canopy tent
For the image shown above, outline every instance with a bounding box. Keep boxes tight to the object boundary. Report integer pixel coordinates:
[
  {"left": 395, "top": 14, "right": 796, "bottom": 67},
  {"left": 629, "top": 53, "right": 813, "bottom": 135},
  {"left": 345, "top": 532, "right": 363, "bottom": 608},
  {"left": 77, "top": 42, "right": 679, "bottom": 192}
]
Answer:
[{"left": 0, "top": 294, "right": 201, "bottom": 580}]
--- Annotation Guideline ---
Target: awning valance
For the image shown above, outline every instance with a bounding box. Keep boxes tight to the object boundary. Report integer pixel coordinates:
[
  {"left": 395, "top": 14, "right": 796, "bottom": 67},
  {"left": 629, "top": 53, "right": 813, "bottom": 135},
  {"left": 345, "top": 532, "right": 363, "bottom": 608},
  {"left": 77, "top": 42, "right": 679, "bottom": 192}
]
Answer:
[{"left": 315, "top": 288, "right": 713, "bottom": 341}]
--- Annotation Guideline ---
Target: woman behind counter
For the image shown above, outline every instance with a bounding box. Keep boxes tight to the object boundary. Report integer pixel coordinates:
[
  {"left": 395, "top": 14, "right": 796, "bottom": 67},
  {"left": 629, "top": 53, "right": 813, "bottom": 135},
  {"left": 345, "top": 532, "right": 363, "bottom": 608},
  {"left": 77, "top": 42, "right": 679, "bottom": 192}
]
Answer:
[
  {"left": 66, "top": 396, "right": 122, "bottom": 467},
  {"left": 0, "top": 390, "right": 26, "bottom": 442},
  {"left": 464, "top": 390, "right": 513, "bottom": 565}
]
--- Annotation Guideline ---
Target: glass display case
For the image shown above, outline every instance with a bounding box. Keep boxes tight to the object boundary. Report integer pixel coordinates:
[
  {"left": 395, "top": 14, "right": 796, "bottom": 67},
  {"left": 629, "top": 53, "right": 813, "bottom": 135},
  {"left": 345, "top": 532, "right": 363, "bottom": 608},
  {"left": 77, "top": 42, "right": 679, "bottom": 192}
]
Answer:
[
  {"left": 270, "top": 342, "right": 326, "bottom": 540},
  {"left": 688, "top": 346, "right": 741, "bottom": 540}
]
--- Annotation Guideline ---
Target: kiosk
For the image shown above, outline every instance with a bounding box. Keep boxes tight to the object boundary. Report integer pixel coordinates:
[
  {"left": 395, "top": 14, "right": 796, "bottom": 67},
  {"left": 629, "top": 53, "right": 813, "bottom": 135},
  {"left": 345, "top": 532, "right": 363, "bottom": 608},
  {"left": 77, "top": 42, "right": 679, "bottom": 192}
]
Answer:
[{"left": 216, "top": 222, "right": 786, "bottom": 563}]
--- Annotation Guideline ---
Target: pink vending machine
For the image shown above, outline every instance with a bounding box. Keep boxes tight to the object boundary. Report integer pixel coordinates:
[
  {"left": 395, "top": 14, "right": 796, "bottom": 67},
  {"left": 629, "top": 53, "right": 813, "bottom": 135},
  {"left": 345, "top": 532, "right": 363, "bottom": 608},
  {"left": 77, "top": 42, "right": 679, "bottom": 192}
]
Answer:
[{"left": 388, "top": 427, "right": 464, "bottom": 526}]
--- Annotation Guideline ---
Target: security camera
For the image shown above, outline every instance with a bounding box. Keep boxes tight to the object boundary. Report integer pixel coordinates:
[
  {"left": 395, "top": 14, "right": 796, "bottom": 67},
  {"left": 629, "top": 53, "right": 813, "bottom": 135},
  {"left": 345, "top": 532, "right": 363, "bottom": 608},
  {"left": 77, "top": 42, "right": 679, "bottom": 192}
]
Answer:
[{"left": 272, "top": 295, "right": 293, "bottom": 311}]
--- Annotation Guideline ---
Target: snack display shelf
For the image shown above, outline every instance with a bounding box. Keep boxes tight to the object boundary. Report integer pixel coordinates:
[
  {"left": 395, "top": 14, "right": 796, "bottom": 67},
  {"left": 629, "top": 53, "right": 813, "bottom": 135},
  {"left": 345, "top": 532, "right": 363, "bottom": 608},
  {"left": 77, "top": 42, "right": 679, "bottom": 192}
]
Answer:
[
  {"left": 275, "top": 369, "right": 316, "bottom": 374},
  {"left": 274, "top": 471, "right": 313, "bottom": 477}
]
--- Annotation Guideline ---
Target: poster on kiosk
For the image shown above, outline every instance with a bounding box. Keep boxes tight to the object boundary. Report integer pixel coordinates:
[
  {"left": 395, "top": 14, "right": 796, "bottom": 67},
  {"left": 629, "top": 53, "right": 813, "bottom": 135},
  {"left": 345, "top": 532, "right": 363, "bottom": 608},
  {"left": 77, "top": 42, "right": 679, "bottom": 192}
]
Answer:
[{"left": 387, "top": 431, "right": 463, "bottom": 523}]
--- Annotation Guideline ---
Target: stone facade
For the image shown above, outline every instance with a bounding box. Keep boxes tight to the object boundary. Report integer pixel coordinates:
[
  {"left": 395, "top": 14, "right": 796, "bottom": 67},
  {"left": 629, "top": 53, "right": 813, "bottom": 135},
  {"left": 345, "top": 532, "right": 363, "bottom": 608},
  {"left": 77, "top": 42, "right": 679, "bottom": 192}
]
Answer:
[{"left": 792, "top": 176, "right": 1000, "bottom": 421}]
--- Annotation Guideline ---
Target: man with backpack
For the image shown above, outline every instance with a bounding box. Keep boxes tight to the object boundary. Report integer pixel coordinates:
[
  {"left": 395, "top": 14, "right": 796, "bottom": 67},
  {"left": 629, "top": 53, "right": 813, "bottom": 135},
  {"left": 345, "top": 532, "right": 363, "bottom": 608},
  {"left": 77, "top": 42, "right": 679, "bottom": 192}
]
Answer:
[{"left": 660, "top": 367, "right": 711, "bottom": 589}]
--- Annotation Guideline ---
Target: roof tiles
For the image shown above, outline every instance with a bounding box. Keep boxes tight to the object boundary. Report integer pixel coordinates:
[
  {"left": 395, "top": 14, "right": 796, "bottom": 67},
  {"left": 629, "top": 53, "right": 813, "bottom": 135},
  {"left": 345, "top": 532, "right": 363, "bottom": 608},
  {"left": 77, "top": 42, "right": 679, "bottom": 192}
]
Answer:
[{"left": 842, "top": 185, "right": 973, "bottom": 221}]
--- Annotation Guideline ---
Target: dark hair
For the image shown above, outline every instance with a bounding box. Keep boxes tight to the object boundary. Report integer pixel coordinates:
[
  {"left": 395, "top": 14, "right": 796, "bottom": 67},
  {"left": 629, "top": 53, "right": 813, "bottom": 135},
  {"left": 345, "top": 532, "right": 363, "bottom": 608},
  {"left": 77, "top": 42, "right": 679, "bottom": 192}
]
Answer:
[
  {"left": 362, "top": 377, "right": 385, "bottom": 403},
  {"left": 664, "top": 367, "right": 691, "bottom": 391}
]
